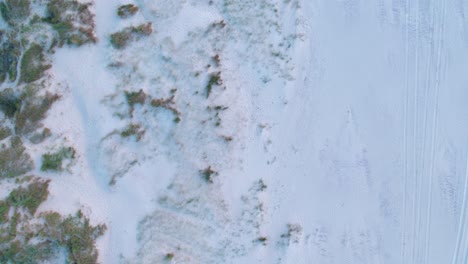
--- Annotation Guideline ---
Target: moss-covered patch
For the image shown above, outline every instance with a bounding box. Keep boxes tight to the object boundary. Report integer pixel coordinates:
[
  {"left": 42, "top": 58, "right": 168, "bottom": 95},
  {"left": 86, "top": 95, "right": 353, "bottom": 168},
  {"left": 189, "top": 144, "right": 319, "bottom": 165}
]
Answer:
[
  {"left": 19, "top": 44, "right": 51, "bottom": 84},
  {"left": 40, "top": 147, "right": 75, "bottom": 172},
  {"left": 0, "top": 136, "right": 34, "bottom": 179},
  {"left": 117, "top": 4, "right": 139, "bottom": 18},
  {"left": 7, "top": 178, "right": 49, "bottom": 215}
]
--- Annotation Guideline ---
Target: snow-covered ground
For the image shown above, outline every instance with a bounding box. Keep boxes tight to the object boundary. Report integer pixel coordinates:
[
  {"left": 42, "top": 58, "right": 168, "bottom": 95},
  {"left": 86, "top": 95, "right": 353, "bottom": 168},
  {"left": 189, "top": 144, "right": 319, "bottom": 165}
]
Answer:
[{"left": 37, "top": 0, "right": 468, "bottom": 263}]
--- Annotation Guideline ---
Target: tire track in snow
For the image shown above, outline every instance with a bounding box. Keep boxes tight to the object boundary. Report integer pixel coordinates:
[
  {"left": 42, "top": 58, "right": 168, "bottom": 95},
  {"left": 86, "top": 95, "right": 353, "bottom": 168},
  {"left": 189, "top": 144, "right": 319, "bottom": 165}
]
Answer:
[
  {"left": 451, "top": 152, "right": 468, "bottom": 264},
  {"left": 417, "top": 0, "right": 435, "bottom": 261},
  {"left": 401, "top": 0, "right": 410, "bottom": 262},
  {"left": 410, "top": 0, "right": 422, "bottom": 262},
  {"left": 424, "top": 0, "right": 445, "bottom": 262}
]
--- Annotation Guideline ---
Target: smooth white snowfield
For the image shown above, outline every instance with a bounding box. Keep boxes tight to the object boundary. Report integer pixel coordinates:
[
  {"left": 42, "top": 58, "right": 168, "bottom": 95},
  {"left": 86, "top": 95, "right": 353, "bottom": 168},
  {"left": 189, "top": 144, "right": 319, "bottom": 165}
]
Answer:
[{"left": 38, "top": 0, "right": 468, "bottom": 263}]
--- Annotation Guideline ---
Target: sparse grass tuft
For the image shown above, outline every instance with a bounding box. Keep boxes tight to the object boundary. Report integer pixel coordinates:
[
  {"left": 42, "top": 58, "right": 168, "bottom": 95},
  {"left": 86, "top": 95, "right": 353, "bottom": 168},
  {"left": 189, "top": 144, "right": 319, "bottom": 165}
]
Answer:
[
  {"left": 256, "top": 236, "right": 267, "bottom": 245},
  {"left": 19, "top": 44, "right": 51, "bottom": 84},
  {"left": 150, "top": 95, "right": 181, "bottom": 121},
  {"left": 125, "top": 89, "right": 146, "bottom": 106},
  {"left": 124, "top": 89, "right": 146, "bottom": 116},
  {"left": 15, "top": 91, "right": 60, "bottom": 135},
  {"left": 110, "top": 30, "right": 131, "bottom": 49},
  {"left": 206, "top": 72, "right": 222, "bottom": 98},
  {"left": 28, "top": 127, "right": 51, "bottom": 144},
  {"left": 120, "top": 123, "right": 145, "bottom": 141},
  {"left": 7, "top": 178, "right": 49, "bottom": 215},
  {"left": 44, "top": 0, "right": 96, "bottom": 47},
  {"left": 110, "top": 22, "right": 152, "bottom": 49},
  {"left": 200, "top": 166, "right": 216, "bottom": 183},
  {"left": 164, "top": 252, "right": 174, "bottom": 261},
  {"left": 117, "top": 4, "right": 139, "bottom": 18},
  {"left": 0, "top": 136, "right": 34, "bottom": 179}
]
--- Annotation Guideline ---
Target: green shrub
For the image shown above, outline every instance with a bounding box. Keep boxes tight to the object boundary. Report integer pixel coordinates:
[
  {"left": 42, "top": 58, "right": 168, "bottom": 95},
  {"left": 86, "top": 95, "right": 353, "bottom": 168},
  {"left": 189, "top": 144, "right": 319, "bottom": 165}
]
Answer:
[
  {"left": 0, "top": 136, "right": 34, "bottom": 179},
  {"left": 40, "top": 147, "right": 75, "bottom": 172},
  {"left": 7, "top": 179, "right": 50, "bottom": 215},
  {"left": 19, "top": 44, "right": 51, "bottom": 84},
  {"left": 117, "top": 4, "right": 138, "bottom": 18}
]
